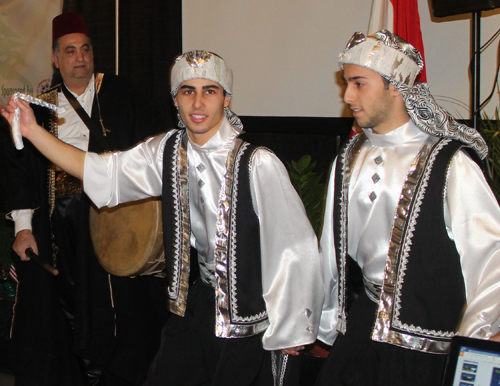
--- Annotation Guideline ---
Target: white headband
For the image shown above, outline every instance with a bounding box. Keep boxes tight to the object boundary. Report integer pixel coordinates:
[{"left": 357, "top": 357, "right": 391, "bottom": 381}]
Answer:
[
  {"left": 170, "top": 50, "right": 233, "bottom": 98},
  {"left": 339, "top": 30, "right": 423, "bottom": 87},
  {"left": 170, "top": 50, "right": 243, "bottom": 131}
]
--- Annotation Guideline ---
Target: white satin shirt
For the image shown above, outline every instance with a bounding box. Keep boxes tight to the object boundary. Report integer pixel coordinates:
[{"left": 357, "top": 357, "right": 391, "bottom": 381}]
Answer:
[{"left": 83, "top": 118, "right": 324, "bottom": 350}]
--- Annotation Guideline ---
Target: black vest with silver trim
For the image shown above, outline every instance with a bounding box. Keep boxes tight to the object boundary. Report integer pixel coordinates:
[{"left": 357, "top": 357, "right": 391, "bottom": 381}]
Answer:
[
  {"left": 334, "top": 134, "right": 472, "bottom": 354},
  {"left": 161, "top": 129, "right": 269, "bottom": 338}
]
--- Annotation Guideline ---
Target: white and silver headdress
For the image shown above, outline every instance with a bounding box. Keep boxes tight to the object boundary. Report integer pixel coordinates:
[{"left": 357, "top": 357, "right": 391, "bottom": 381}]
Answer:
[
  {"left": 170, "top": 50, "right": 243, "bottom": 130},
  {"left": 340, "top": 30, "right": 487, "bottom": 160}
]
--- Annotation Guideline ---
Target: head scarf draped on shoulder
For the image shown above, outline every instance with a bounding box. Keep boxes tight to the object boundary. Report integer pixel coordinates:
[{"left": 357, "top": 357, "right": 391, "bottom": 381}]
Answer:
[{"left": 339, "top": 30, "right": 487, "bottom": 160}]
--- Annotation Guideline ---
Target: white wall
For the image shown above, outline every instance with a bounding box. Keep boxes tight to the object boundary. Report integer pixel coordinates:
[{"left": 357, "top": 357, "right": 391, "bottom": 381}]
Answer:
[{"left": 182, "top": 0, "right": 500, "bottom": 119}]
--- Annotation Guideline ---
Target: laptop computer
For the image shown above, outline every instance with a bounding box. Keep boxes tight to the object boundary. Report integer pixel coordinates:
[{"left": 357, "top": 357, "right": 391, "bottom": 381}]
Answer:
[{"left": 443, "top": 335, "right": 500, "bottom": 386}]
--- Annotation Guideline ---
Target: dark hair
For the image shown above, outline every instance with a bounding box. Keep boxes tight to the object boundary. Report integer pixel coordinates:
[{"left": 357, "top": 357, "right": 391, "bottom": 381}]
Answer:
[
  {"left": 52, "top": 36, "right": 93, "bottom": 54},
  {"left": 52, "top": 38, "right": 60, "bottom": 54},
  {"left": 382, "top": 76, "right": 391, "bottom": 90},
  {"left": 50, "top": 68, "right": 63, "bottom": 87}
]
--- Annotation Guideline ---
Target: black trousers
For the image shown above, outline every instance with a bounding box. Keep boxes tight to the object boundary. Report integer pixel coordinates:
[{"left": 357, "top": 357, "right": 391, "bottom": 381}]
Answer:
[
  {"left": 144, "top": 280, "right": 299, "bottom": 386},
  {"left": 315, "top": 292, "right": 448, "bottom": 386},
  {"left": 50, "top": 194, "right": 135, "bottom": 386}
]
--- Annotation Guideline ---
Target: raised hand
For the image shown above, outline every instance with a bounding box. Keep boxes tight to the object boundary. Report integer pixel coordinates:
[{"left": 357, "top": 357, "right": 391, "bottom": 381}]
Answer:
[
  {"left": 2, "top": 95, "right": 85, "bottom": 180},
  {"left": 1, "top": 95, "right": 38, "bottom": 139}
]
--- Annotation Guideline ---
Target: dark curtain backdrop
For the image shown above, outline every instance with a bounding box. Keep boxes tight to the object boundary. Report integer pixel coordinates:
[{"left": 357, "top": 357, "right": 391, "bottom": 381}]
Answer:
[
  {"left": 63, "top": 0, "right": 182, "bottom": 127},
  {"left": 239, "top": 116, "right": 352, "bottom": 178}
]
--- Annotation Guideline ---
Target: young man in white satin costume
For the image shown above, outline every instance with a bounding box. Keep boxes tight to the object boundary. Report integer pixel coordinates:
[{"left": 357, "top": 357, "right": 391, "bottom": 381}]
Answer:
[
  {"left": 315, "top": 30, "right": 500, "bottom": 386},
  {"left": 3, "top": 50, "right": 323, "bottom": 386}
]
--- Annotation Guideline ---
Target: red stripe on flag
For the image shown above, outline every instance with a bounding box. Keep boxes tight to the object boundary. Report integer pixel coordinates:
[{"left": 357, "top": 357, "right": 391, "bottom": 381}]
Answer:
[
  {"left": 390, "top": 0, "right": 427, "bottom": 82},
  {"left": 9, "top": 264, "right": 19, "bottom": 285}
]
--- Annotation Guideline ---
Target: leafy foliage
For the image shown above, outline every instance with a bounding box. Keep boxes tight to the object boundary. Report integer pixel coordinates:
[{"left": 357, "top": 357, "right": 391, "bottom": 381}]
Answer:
[
  {"left": 479, "top": 109, "right": 500, "bottom": 201},
  {"left": 286, "top": 155, "right": 326, "bottom": 237}
]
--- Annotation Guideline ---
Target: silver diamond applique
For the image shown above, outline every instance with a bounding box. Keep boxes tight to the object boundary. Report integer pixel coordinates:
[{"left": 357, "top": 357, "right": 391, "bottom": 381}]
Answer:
[
  {"left": 372, "top": 173, "right": 380, "bottom": 184},
  {"left": 198, "top": 179, "right": 205, "bottom": 188},
  {"left": 477, "top": 311, "right": 489, "bottom": 322},
  {"left": 196, "top": 163, "right": 206, "bottom": 172},
  {"left": 369, "top": 192, "right": 377, "bottom": 202},
  {"left": 374, "top": 156, "right": 383, "bottom": 165},
  {"left": 304, "top": 308, "right": 312, "bottom": 318}
]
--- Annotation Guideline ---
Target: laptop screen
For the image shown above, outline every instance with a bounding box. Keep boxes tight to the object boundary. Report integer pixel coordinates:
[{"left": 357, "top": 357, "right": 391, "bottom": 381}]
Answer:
[{"left": 443, "top": 336, "right": 500, "bottom": 386}]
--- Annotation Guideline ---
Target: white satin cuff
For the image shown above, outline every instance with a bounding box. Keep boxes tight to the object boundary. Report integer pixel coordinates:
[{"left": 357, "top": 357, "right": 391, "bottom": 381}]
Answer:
[{"left": 9, "top": 209, "right": 34, "bottom": 235}]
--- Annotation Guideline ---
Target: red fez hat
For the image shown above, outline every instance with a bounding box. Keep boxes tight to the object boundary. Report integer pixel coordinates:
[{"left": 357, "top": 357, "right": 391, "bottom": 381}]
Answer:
[{"left": 52, "top": 12, "right": 89, "bottom": 42}]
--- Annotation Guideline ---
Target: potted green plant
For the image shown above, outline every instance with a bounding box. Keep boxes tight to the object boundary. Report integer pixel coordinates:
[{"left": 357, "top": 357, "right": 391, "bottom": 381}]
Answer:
[{"left": 286, "top": 155, "right": 326, "bottom": 237}]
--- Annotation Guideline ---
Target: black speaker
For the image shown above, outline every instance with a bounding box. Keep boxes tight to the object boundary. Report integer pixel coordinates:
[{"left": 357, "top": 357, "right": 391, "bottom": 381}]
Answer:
[{"left": 430, "top": 0, "right": 500, "bottom": 17}]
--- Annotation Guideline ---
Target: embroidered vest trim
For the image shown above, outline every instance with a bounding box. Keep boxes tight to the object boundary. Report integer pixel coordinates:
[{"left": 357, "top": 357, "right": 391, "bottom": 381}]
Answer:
[
  {"left": 38, "top": 86, "right": 59, "bottom": 217},
  {"left": 214, "top": 138, "right": 269, "bottom": 337},
  {"left": 162, "top": 131, "right": 191, "bottom": 317},
  {"left": 335, "top": 133, "right": 467, "bottom": 354},
  {"left": 334, "top": 134, "right": 367, "bottom": 333},
  {"left": 162, "top": 130, "right": 269, "bottom": 338},
  {"left": 38, "top": 73, "right": 105, "bottom": 217}
]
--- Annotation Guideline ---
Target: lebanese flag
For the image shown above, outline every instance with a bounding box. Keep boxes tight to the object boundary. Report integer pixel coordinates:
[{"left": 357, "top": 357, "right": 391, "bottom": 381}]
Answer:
[{"left": 368, "top": 0, "right": 427, "bottom": 83}]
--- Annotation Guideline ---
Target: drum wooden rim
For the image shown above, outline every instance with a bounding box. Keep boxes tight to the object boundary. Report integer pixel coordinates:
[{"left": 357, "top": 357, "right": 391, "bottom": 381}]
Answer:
[{"left": 89, "top": 197, "right": 165, "bottom": 277}]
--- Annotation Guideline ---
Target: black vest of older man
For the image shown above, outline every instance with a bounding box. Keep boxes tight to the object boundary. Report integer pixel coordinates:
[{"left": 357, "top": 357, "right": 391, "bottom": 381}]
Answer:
[{"left": 5, "top": 74, "right": 169, "bottom": 386}]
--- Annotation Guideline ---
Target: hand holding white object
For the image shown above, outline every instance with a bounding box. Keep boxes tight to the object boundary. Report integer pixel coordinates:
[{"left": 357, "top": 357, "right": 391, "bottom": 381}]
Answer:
[
  {"left": 1, "top": 95, "right": 85, "bottom": 180},
  {"left": 9, "top": 93, "right": 60, "bottom": 150}
]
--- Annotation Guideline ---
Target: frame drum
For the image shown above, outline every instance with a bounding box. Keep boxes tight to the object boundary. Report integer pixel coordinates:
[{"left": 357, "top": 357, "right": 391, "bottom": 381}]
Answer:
[{"left": 89, "top": 197, "right": 165, "bottom": 277}]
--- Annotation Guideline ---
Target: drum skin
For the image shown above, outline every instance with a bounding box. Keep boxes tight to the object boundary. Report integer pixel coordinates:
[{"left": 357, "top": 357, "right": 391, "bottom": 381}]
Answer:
[{"left": 89, "top": 197, "right": 165, "bottom": 277}]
